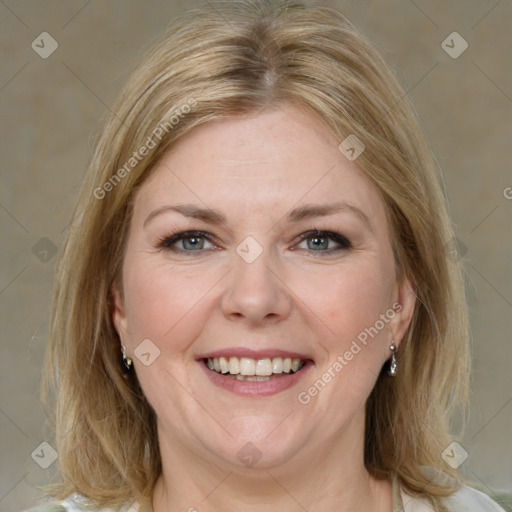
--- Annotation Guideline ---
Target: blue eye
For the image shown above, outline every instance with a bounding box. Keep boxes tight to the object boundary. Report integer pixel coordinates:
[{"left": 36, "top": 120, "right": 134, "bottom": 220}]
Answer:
[
  {"left": 157, "top": 229, "right": 351, "bottom": 255},
  {"left": 296, "top": 230, "right": 351, "bottom": 252},
  {"left": 158, "top": 231, "right": 215, "bottom": 252}
]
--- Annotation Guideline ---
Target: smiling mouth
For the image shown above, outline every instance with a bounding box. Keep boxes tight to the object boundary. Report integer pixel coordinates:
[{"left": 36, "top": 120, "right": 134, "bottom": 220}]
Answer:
[{"left": 204, "top": 356, "right": 308, "bottom": 381}]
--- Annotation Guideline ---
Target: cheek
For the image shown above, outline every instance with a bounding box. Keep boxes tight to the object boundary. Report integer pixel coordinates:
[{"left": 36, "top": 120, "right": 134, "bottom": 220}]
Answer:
[
  {"left": 298, "top": 260, "right": 393, "bottom": 343},
  {"left": 122, "top": 257, "right": 221, "bottom": 348}
]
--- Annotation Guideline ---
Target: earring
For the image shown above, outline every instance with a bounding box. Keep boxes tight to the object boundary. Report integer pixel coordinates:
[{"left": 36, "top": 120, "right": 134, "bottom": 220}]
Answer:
[
  {"left": 388, "top": 344, "right": 397, "bottom": 377},
  {"left": 121, "top": 344, "right": 133, "bottom": 372}
]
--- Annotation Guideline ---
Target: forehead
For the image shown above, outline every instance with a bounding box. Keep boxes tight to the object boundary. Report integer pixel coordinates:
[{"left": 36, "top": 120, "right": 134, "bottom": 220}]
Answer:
[{"left": 134, "top": 105, "right": 384, "bottom": 223}]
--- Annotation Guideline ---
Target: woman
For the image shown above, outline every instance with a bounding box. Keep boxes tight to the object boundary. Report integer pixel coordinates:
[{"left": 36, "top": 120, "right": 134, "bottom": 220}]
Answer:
[{"left": 26, "top": 1, "right": 504, "bottom": 511}]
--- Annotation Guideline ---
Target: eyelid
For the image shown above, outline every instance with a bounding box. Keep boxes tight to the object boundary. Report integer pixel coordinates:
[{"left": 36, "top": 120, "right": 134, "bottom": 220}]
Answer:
[
  {"left": 293, "top": 229, "right": 352, "bottom": 251},
  {"left": 157, "top": 229, "right": 351, "bottom": 254},
  {"left": 157, "top": 230, "right": 219, "bottom": 251}
]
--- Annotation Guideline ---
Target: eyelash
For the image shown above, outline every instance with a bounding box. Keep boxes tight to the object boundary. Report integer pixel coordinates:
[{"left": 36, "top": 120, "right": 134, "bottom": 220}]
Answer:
[{"left": 156, "top": 229, "right": 352, "bottom": 256}]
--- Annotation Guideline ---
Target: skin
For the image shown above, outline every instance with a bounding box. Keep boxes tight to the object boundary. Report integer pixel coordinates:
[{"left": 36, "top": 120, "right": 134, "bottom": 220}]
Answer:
[{"left": 112, "top": 104, "right": 416, "bottom": 512}]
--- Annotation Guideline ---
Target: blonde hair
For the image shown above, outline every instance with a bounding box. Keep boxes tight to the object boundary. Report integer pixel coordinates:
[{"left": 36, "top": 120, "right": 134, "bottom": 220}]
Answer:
[{"left": 43, "top": 1, "right": 470, "bottom": 510}]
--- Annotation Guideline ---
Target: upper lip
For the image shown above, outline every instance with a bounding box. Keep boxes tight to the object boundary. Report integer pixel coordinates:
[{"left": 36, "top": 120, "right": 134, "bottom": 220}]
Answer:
[{"left": 198, "top": 348, "right": 312, "bottom": 361}]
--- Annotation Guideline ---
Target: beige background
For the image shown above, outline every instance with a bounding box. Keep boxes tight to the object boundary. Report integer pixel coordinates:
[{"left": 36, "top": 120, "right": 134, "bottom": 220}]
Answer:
[{"left": 1, "top": 1, "right": 511, "bottom": 511}]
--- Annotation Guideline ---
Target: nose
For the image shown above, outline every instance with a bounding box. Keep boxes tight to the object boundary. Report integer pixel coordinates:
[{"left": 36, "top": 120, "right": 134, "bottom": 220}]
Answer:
[{"left": 220, "top": 245, "right": 292, "bottom": 325}]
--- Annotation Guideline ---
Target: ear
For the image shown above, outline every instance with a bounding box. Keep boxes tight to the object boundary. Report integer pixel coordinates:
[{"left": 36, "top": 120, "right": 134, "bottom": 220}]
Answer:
[
  {"left": 111, "top": 282, "right": 128, "bottom": 340},
  {"left": 389, "top": 275, "right": 416, "bottom": 349}
]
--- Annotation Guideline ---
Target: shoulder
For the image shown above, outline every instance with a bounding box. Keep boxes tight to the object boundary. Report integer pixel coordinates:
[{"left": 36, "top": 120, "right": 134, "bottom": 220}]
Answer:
[
  {"left": 22, "top": 504, "right": 66, "bottom": 512},
  {"left": 401, "top": 482, "right": 506, "bottom": 512},
  {"left": 22, "top": 493, "right": 140, "bottom": 512},
  {"left": 443, "top": 484, "right": 507, "bottom": 511}
]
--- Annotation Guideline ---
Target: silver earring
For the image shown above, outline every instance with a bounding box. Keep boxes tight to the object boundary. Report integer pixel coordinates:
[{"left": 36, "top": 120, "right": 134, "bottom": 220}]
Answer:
[
  {"left": 121, "top": 344, "right": 133, "bottom": 371},
  {"left": 388, "top": 344, "right": 397, "bottom": 377}
]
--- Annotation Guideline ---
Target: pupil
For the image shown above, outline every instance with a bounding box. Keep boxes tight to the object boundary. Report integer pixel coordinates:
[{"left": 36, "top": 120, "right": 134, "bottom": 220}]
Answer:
[
  {"left": 184, "top": 237, "right": 203, "bottom": 250},
  {"left": 309, "top": 236, "right": 328, "bottom": 250}
]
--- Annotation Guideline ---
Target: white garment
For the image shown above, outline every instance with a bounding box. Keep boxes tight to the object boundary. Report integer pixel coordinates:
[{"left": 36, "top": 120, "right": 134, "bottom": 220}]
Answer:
[
  {"left": 398, "top": 483, "right": 506, "bottom": 511},
  {"left": 24, "top": 482, "right": 507, "bottom": 512},
  {"left": 394, "top": 466, "right": 507, "bottom": 512},
  {"left": 60, "top": 494, "right": 138, "bottom": 512}
]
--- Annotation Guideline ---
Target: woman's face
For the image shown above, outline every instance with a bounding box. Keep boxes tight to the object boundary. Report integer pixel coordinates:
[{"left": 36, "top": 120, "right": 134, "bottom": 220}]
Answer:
[{"left": 113, "top": 104, "right": 415, "bottom": 472}]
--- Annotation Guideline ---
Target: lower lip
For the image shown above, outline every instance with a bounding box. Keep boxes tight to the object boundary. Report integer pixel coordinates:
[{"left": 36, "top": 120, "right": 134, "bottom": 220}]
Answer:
[{"left": 198, "top": 359, "right": 314, "bottom": 397}]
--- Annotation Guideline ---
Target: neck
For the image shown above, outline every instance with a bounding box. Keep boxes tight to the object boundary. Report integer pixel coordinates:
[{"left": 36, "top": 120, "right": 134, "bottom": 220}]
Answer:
[{"left": 152, "top": 412, "right": 392, "bottom": 512}]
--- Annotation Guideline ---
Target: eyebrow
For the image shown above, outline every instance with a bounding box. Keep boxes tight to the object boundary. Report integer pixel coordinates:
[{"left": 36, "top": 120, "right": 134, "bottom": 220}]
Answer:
[{"left": 143, "top": 202, "right": 373, "bottom": 232}]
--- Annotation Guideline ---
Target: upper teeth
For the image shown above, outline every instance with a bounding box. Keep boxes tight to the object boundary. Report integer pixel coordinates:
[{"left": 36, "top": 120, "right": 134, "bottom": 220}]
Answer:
[{"left": 206, "top": 356, "right": 304, "bottom": 376}]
